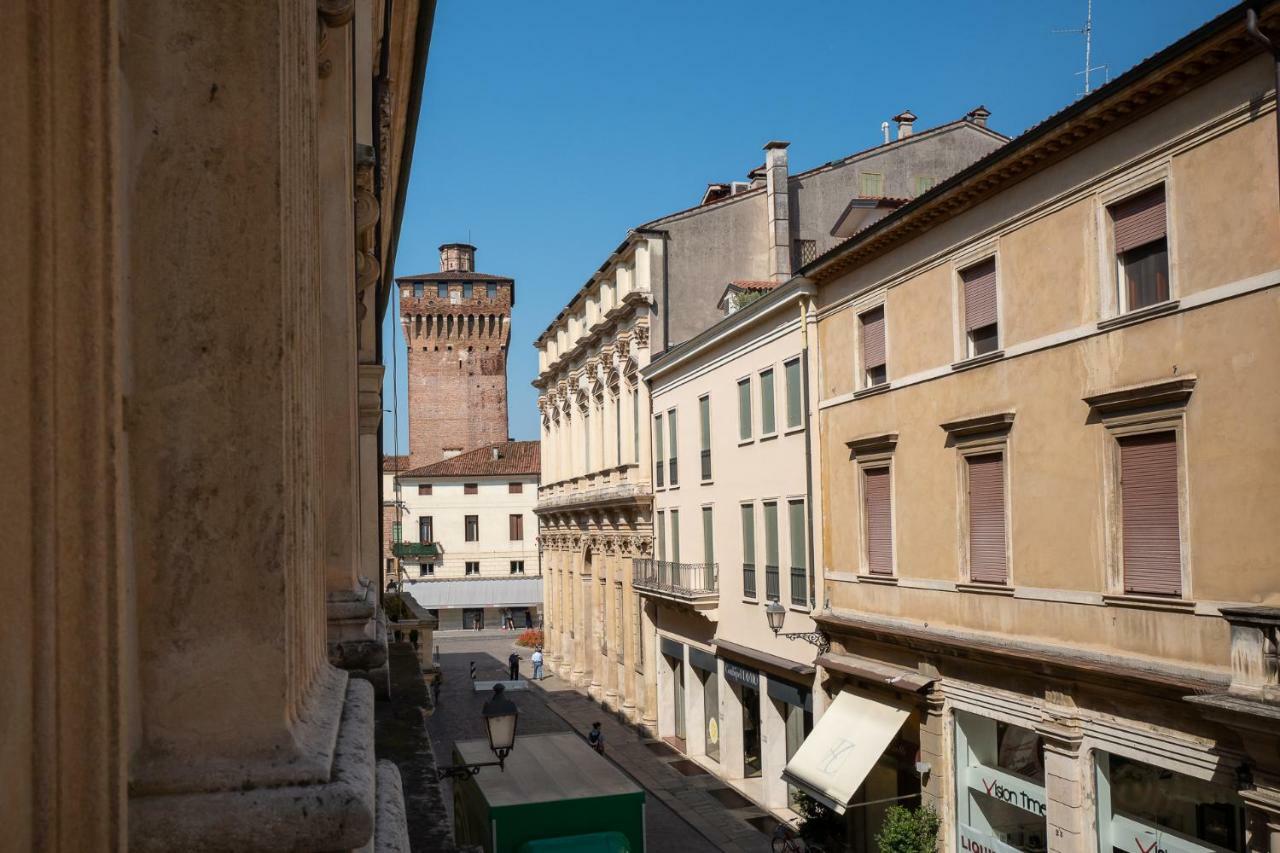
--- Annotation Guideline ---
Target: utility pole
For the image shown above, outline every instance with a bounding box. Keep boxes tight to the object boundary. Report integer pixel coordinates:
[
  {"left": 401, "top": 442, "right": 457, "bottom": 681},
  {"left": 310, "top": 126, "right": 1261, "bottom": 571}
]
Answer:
[{"left": 1054, "top": 0, "right": 1108, "bottom": 96}]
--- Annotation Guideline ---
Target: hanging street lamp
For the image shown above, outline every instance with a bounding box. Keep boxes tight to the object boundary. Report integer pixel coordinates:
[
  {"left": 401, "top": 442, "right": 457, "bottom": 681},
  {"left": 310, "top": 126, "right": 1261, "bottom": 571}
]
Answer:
[
  {"left": 435, "top": 683, "right": 520, "bottom": 781},
  {"left": 764, "top": 600, "right": 831, "bottom": 654}
]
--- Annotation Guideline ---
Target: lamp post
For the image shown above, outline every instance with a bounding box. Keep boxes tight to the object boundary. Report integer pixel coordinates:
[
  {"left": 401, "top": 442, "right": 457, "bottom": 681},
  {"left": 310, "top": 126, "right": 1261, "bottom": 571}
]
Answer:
[
  {"left": 764, "top": 600, "right": 831, "bottom": 654},
  {"left": 435, "top": 683, "right": 520, "bottom": 781}
]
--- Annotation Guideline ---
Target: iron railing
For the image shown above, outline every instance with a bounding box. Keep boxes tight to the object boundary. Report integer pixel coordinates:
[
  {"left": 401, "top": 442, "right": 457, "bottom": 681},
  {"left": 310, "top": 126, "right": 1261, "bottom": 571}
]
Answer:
[
  {"left": 393, "top": 541, "right": 441, "bottom": 559},
  {"left": 743, "top": 562, "right": 756, "bottom": 598},
  {"left": 700, "top": 449, "right": 711, "bottom": 481},
  {"left": 790, "top": 566, "right": 808, "bottom": 606},
  {"left": 765, "top": 563, "right": 780, "bottom": 601},
  {"left": 633, "top": 558, "right": 718, "bottom": 598}
]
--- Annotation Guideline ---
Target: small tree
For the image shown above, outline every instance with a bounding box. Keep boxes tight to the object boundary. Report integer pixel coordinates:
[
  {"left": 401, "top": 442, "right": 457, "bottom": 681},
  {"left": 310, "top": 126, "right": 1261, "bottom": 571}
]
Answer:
[
  {"left": 875, "top": 803, "right": 940, "bottom": 853},
  {"left": 794, "top": 792, "right": 845, "bottom": 849}
]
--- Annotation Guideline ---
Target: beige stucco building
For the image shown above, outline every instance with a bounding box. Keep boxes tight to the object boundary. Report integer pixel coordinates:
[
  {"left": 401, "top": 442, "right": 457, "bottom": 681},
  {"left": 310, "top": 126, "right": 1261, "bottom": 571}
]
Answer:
[
  {"left": 787, "top": 6, "right": 1280, "bottom": 853},
  {"left": 4, "top": 0, "right": 434, "bottom": 848},
  {"left": 643, "top": 278, "right": 828, "bottom": 818}
]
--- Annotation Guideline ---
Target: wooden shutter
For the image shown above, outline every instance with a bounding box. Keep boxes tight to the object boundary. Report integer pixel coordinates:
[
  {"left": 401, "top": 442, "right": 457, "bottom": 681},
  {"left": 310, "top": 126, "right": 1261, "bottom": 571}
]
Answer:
[
  {"left": 1111, "top": 186, "right": 1166, "bottom": 253},
  {"left": 962, "top": 259, "right": 998, "bottom": 331},
  {"left": 861, "top": 308, "right": 885, "bottom": 369},
  {"left": 1120, "top": 432, "right": 1181, "bottom": 596},
  {"left": 863, "top": 467, "right": 893, "bottom": 574},
  {"left": 967, "top": 453, "right": 1007, "bottom": 583}
]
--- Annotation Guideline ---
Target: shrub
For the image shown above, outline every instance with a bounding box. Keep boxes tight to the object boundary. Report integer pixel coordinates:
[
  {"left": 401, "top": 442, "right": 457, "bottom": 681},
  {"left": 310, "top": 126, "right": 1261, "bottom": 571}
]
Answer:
[
  {"left": 875, "top": 804, "right": 940, "bottom": 853},
  {"left": 516, "top": 628, "right": 544, "bottom": 648},
  {"left": 382, "top": 594, "right": 413, "bottom": 622},
  {"left": 794, "top": 792, "right": 845, "bottom": 849}
]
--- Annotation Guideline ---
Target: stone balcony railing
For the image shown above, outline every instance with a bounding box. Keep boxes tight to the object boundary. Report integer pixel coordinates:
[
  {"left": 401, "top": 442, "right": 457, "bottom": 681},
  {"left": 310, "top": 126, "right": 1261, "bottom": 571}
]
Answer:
[
  {"left": 536, "top": 463, "right": 651, "bottom": 511},
  {"left": 392, "top": 541, "right": 441, "bottom": 559},
  {"left": 632, "top": 558, "right": 718, "bottom": 606}
]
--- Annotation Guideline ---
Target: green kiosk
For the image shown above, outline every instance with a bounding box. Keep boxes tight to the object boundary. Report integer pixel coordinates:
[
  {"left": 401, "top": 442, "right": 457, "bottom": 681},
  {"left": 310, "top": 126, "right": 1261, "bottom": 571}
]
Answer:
[{"left": 452, "top": 732, "right": 646, "bottom": 853}]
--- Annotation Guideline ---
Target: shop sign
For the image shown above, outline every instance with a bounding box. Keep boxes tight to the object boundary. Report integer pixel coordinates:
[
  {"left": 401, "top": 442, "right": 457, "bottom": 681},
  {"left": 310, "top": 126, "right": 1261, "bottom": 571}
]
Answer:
[
  {"left": 707, "top": 716, "right": 719, "bottom": 746},
  {"left": 1110, "top": 813, "right": 1221, "bottom": 853},
  {"left": 957, "top": 823, "right": 1024, "bottom": 853},
  {"left": 723, "top": 660, "right": 759, "bottom": 690},
  {"left": 967, "top": 763, "right": 1046, "bottom": 817}
]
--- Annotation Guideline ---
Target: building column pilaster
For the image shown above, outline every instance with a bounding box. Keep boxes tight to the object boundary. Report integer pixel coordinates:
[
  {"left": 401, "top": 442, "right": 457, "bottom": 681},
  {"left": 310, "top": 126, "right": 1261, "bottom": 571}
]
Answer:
[
  {"left": 1039, "top": 719, "right": 1088, "bottom": 853},
  {"left": 640, "top": 597, "right": 659, "bottom": 732},
  {"left": 1242, "top": 787, "right": 1280, "bottom": 853}
]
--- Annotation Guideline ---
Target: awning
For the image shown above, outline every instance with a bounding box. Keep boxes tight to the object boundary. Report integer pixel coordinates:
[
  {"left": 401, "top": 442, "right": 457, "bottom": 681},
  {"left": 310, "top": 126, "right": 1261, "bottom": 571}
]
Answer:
[
  {"left": 816, "top": 652, "right": 935, "bottom": 693},
  {"left": 402, "top": 576, "right": 543, "bottom": 609},
  {"left": 781, "top": 690, "right": 909, "bottom": 814}
]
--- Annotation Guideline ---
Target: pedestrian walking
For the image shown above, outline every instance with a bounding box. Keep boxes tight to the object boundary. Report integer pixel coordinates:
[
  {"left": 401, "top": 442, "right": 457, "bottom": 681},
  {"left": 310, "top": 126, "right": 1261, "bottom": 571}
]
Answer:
[
  {"left": 587, "top": 721, "right": 605, "bottom": 755},
  {"left": 503, "top": 608, "right": 514, "bottom": 631},
  {"left": 508, "top": 651, "right": 520, "bottom": 681},
  {"left": 524, "top": 610, "right": 533, "bottom": 629},
  {"left": 532, "top": 647, "right": 544, "bottom": 680}
]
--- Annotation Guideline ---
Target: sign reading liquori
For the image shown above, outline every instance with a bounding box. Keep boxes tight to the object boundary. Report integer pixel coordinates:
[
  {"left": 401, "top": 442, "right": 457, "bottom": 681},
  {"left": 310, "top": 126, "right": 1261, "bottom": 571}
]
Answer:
[
  {"left": 967, "top": 764, "right": 1047, "bottom": 817},
  {"left": 958, "top": 823, "right": 1025, "bottom": 853}
]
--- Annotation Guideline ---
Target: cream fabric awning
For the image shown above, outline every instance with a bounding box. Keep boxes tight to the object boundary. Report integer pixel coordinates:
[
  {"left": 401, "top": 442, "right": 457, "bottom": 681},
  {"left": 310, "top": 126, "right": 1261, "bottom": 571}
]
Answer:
[{"left": 781, "top": 689, "right": 909, "bottom": 814}]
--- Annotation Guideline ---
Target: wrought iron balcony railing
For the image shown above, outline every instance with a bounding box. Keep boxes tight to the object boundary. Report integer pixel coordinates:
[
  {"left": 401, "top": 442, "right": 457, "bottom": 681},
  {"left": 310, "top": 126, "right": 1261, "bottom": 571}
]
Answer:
[
  {"left": 632, "top": 558, "right": 718, "bottom": 602},
  {"left": 393, "top": 541, "right": 441, "bottom": 559}
]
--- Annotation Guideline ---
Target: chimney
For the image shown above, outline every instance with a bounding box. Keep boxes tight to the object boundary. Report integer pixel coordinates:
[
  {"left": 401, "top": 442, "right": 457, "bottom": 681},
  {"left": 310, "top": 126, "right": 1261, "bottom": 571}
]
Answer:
[
  {"left": 892, "top": 109, "right": 917, "bottom": 140},
  {"left": 491, "top": 446, "right": 500, "bottom": 461},
  {"left": 966, "top": 105, "right": 991, "bottom": 128},
  {"left": 747, "top": 165, "right": 767, "bottom": 190},
  {"left": 763, "top": 141, "right": 791, "bottom": 282},
  {"left": 880, "top": 121, "right": 890, "bottom": 144},
  {"left": 439, "top": 242, "right": 476, "bottom": 273}
]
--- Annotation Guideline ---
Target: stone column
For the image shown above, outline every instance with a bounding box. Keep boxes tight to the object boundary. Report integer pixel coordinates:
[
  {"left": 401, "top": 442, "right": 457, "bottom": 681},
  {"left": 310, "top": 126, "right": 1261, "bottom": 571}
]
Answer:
[
  {"left": 1241, "top": 788, "right": 1280, "bottom": 853},
  {"left": 641, "top": 597, "right": 660, "bottom": 732},
  {"left": 603, "top": 560, "right": 620, "bottom": 708},
  {"left": 620, "top": 550, "right": 639, "bottom": 721},
  {"left": 760, "top": 676, "right": 789, "bottom": 808},
  {"left": 1039, "top": 720, "right": 1088, "bottom": 853},
  {"left": 720, "top": 672, "right": 745, "bottom": 775},
  {"left": 918, "top": 688, "right": 950, "bottom": 825}
]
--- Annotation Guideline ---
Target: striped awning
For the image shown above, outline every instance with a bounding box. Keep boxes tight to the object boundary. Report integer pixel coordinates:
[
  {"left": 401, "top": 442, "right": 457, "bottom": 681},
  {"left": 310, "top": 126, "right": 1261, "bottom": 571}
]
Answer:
[{"left": 402, "top": 576, "right": 543, "bottom": 609}]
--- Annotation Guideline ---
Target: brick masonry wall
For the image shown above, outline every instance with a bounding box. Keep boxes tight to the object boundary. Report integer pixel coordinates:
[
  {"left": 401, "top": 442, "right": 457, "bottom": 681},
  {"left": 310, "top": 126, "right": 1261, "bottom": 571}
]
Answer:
[{"left": 401, "top": 285, "right": 511, "bottom": 466}]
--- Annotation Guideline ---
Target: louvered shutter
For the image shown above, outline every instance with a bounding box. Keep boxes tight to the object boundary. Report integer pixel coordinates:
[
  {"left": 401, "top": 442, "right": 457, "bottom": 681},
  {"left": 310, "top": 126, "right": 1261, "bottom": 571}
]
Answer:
[
  {"left": 862, "top": 308, "right": 885, "bottom": 369},
  {"left": 962, "top": 259, "right": 998, "bottom": 331},
  {"left": 1119, "top": 432, "right": 1181, "bottom": 596},
  {"left": 967, "top": 453, "right": 1007, "bottom": 583},
  {"left": 1111, "top": 186, "right": 1166, "bottom": 253},
  {"left": 863, "top": 467, "right": 893, "bottom": 574}
]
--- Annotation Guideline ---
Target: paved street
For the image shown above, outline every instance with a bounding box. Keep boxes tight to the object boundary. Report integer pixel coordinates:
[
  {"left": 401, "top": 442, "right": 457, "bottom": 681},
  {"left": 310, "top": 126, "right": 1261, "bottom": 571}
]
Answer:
[{"left": 426, "top": 635, "right": 774, "bottom": 853}]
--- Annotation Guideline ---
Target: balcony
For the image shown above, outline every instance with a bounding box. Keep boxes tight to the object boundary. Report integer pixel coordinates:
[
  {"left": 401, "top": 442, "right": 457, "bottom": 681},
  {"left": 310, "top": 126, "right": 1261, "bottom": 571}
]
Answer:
[
  {"left": 536, "top": 463, "right": 651, "bottom": 512},
  {"left": 633, "top": 558, "right": 718, "bottom": 608},
  {"left": 392, "top": 541, "right": 441, "bottom": 560}
]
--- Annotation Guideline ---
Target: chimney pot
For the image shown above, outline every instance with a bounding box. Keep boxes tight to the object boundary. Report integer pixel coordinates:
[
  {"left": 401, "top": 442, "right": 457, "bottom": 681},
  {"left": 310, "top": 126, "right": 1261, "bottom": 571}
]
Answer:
[
  {"left": 439, "top": 243, "right": 477, "bottom": 273},
  {"left": 967, "top": 105, "right": 991, "bottom": 128},
  {"left": 892, "top": 109, "right": 917, "bottom": 140}
]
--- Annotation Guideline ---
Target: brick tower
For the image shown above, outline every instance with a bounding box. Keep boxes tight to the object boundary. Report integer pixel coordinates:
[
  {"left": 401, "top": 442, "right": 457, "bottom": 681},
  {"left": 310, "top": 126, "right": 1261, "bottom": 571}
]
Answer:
[{"left": 397, "top": 244, "right": 512, "bottom": 466}]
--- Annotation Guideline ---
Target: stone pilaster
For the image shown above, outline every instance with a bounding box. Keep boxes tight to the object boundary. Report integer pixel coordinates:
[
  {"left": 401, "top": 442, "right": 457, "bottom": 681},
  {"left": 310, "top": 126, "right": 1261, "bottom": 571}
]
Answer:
[
  {"left": 1241, "top": 788, "right": 1280, "bottom": 853},
  {"left": 1039, "top": 719, "right": 1088, "bottom": 853}
]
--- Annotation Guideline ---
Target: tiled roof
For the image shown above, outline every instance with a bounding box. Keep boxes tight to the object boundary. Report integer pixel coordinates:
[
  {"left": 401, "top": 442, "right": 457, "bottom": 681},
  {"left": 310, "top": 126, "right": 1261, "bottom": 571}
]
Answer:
[
  {"left": 395, "top": 270, "right": 512, "bottom": 282},
  {"left": 399, "top": 440, "right": 540, "bottom": 479},
  {"left": 382, "top": 454, "right": 411, "bottom": 472},
  {"left": 729, "top": 280, "right": 778, "bottom": 292}
]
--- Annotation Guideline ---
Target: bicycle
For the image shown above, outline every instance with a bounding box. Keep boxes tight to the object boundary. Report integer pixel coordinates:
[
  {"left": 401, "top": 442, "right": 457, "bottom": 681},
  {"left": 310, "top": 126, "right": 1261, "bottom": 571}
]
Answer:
[{"left": 771, "top": 823, "right": 823, "bottom": 853}]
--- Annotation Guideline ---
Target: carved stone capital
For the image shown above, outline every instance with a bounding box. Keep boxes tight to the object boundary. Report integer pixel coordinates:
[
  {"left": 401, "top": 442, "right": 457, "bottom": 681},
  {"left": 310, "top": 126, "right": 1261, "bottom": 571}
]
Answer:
[
  {"left": 318, "top": 0, "right": 355, "bottom": 27},
  {"left": 357, "top": 364, "right": 385, "bottom": 434}
]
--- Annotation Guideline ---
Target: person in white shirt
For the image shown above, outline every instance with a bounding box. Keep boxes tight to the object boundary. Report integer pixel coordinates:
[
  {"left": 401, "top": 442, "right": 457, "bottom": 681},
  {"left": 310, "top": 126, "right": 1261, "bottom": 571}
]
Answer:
[{"left": 532, "top": 647, "right": 544, "bottom": 680}]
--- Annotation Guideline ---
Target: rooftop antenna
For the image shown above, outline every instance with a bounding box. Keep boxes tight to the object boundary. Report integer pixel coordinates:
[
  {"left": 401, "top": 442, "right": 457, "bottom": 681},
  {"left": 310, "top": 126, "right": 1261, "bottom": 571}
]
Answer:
[{"left": 1054, "top": 0, "right": 1109, "bottom": 96}]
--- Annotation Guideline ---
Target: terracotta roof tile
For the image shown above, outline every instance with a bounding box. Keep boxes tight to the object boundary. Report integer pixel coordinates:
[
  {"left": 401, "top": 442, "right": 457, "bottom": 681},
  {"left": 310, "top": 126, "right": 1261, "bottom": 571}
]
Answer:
[
  {"left": 399, "top": 441, "right": 540, "bottom": 479},
  {"left": 382, "top": 454, "right": 411, "bottom": 472},
  {"left": 395, "top": 270, "right": 513, "bottom": 282}
]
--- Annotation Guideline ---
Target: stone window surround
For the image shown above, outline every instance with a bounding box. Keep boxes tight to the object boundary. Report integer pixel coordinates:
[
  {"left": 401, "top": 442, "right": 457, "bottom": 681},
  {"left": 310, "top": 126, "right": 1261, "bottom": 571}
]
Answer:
[
  {"left": 846, "top": 432, "right": 899, "bottom": 580},
  {"left": 1084, "top": 376, "right": 1195, "bottom": 604},
  {"left": 941, "top": 412, "right": 1015, "bottom": 590},
  {"left": 853, "top": 298, "right": 889, "bottom": 396},
  {"left": 1094, "top": 165, "right": 1177, "bottom": 321},
  {"left": 950, "top": 240, "right": 1002, "bottom": 364}
]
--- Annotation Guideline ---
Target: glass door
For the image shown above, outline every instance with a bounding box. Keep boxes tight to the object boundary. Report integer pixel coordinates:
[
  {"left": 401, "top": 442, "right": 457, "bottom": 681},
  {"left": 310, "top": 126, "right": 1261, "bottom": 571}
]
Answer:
[
  {"left": 702, "top": 668, "right": 720, "bottom": 762},
  {"left": 673, "top": 661, "right": 686, "bottom": 740},
  {"left": 742, "top": 683, "right": 762, "bottom": 777}
]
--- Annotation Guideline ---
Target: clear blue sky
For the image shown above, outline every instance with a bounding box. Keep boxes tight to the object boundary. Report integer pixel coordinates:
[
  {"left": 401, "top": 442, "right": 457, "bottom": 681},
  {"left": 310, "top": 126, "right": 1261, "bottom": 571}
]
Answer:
[{"left": 382, "top": 0, "right": 1236, "bottom": 453}]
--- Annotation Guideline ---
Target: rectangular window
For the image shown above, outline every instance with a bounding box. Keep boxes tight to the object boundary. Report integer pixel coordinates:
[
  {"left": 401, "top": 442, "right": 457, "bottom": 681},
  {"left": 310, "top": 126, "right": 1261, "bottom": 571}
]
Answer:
[
  {"left": 632, "top": 388, "right": 640, "bottom": 463},
  {"left": 510, "top": 560, "right": 525, "bottom": 575},
  {"left": 860, "top": 307, "right": 887, "bottom": 387},
  {"left": 915, "top": 176, "right": 936, "bottom": 194},
  {"left": 463, "top": 283, "right": 473, "bottom": 299},
  {"left": 740, "top": 504, "right": 757, "bottom": 598},
  {"left": 788, "top": 499, "right": 807, "bottom": 606},
  {"left": 784, "top": 358, "right": 802, "bottom": 429},
  {"left": 961, "top": 258, "right": 999, "bottom": 356},
  {"left": 421, "top": 563, "right": 434, "bottom": 577},
  {"left": 636, "top": 597, "right": 645, "bottom": 667},
  {"left": 412, "top": 283, "right": 424, "bottom": 299},
  {"left": 418, "top": 483, "right": 431, "bottom": 495},
  {"left": 419, "top": 516, "right": 433, "bottom": 544},
  {"left": 667, "top": 409, "right": 679, "bottom": 487},
  {"left": 508, "top": 482, "right": 523, "bottom": 494},
  {"left": 465, "top": 561, "right": 480, "bottom": 576},
  {"left": 583, "top": 410, "right": 591, "bottom": 469},
  {"left": 615, "top": 394, "right": 622, "bottom": 465},
  {"left": 702, "top": 506, "right": 715, "bottom": 566},
  {"left": 966, "top": 453, "right": 1007, "bottom": 584},
  {"left": 615, "top": 586, "right": 624, "bottom": 665},
  {"left": 737, "top": 378, "right": 753, "bottom": 441},
  {"left": 670, "top": 509, "right": 681, "bottom": 564},
  {"left": 795, "top": 238, "right": 818, "bottom": 268},
  {"left": 863, "top": 467, "right": 893, "bottom": 574},
  {"left": 464, "top": 483, "right": 478, "bottom": 495},
  {"left": 763, "top": 502, "right": 779, "bottom": 600},
  {"left": 760, "top": 369, "right": 776, "bottom": 435},
  {"left": 509, "top": 514, "right": 524, "bottom": 541},
  {"left": 1110, "top": 185, "right": 1169, "bottom": 311},
  {"left": 391, "top": 522, "right": 402, "bottom": 543},
  {"left": 656, "top": 510, "right": 666, "bottom": 561},
  {"left": 860, "top": 172, "right": 884, "bottom": 196},
  {"left": 699, "top": 395, "right": 712, "bottom": 481},
  {"left": 654, "top": 414, "right": 665, "bottom": 487},
  {"left": 1119, "top": 431, "right": 1181, "bottom": 596},
  {"left": 465, "top": 515, "right": 479, "bottom": 542},
  {"left": 487, "top": 283, "right": 498, "bottom": 299},
  {"left": 437, "top": 283, "right": 448, "bottom": 299}
]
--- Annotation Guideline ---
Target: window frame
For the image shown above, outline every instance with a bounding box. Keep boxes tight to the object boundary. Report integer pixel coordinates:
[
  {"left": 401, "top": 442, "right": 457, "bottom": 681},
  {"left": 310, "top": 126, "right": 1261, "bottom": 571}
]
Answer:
[
  {"left": 954, "top": 251, "right": 1002, "bottom": 362},
  {"left": 667, "top": 407, "right": 679, "bottom": 487},
  {"left": 465, "top": 561, "right": 480, "bottom": 576},
  {"left": 954, "top": 434, "right": 1013, "bottom": 587},
  {"left": 698, "top": 394, "right": 712, "bottom": 482},
  {"left": 847, "top": 436, "right": 898, "bottom": 578},
  {"left": 437, "top": 283, "right": 448, "bottom": 299},
  {"left": 787, "top": 497, "right": 808, "bottom": 607},
  {"left": 510, "top": 560, "right": 525, "bottom": 575},
  {"left": 654, "top": 412, "right": 665, "bottom": 489},
  {"left": 418, "top": 515, "right": 434, "bottom": 544},
  {"left": 737, "top": 376, "right": 753, "bottom": 443},
  {"left": 464, "top": 482, "right": 478, "bottom": 495},
  {"left": 464, "top": 514, "right": 480, "bottom": 542},
  {"left": 508, "top": 481, "right": 523, "bottom": 494},
  {"left": 860, "top": 171, "right": 884, "bottom": 196},
  {"left": 509, "top": 513, "right": 524, "bottom": 541},
  {"left": 739, "top": 501, "right": 757, "bottom": 600},
  {"left": 856, "top": 303, "right": 888, "bottom": 391},
  {"left": 759, "top": 368, "right": 777, "bottom": 437},
  {"left": 783, "top": 356, "right": 804, "bottom": 431},
  {"left": 1095, "top": 170, "right": 1177, "bottom": 321},
  {"left": 417, "top": 483, "right": 432, "bottom": 496},
  {"left": 762, "top": 499, "right": 780, "bottom": 601}
]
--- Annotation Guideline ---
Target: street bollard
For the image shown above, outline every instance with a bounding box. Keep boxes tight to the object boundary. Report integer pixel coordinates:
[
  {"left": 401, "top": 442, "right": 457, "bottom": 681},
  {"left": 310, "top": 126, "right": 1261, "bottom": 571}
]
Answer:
[{"left": 469, "top": 660, "right": 476, "bottom": 681}]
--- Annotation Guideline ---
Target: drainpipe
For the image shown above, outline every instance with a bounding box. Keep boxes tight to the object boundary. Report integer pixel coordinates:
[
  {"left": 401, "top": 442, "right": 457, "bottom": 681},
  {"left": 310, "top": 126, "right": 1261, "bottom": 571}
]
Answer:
[
  {"left": 799, "top": 292, "right": 818, "bottom": 609},
  {"left": 1246, "top": 8, "right": 1280, "bottom": 212}
]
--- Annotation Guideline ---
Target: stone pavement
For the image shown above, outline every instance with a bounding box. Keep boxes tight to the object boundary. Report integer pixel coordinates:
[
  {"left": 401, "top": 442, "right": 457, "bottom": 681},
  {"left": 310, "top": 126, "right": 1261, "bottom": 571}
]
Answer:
[{"left": 427, "top": 635, "right": 775, "bottom": 853}]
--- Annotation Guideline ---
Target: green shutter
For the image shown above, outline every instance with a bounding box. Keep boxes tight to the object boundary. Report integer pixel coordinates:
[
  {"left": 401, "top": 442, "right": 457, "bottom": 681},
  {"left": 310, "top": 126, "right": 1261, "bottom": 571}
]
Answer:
[
  {"left": 785, "top": 359, "right": 802, "bottom": 429},
  {"left": 738, "top": 379, "right": 752, "bottom": 440},
  {"left": 699, "top": 396, "right": 711, "bottom": 451},
  {"left": 671, "top": 510, "right": 681, "bottom": 563},
  {"left": 760, "top": 370, "right": 776, "bottom": 435},
  {"left": 668, "top": 409, "right": 678, "bottom": 457},
  {"left": 789, "top": 500, "right": 806, "bottom": 570},
  {"left": 656, "top": 511, "right": 665, "bottom": 561},
  {"left": 702, "top": 506, "right": 714, "bottom": 566}
]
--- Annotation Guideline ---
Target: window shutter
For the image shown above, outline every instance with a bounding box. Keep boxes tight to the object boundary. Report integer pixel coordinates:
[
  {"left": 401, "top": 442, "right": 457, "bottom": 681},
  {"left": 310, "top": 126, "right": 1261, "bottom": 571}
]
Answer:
[
  {"left": 862, "top": 308, "right": 886, "bottom": 369},
  {"left": 967, "top": 453, "right": 1007, "bottom": 583},
  {"left": 737, "top": 379, "right": 752, "bottom": 440},
  {"left": 1120, "top": 432, "right": 1181, "bottom": 596},
  {"left": 1111, "top": 186, "right": 1166, "bottom": 253},
  {"left": 863, "top": 467, "right": 893, "bottom": 574},
  {"left": 962, "top": 259, "right": 998, "bottom": 332}
]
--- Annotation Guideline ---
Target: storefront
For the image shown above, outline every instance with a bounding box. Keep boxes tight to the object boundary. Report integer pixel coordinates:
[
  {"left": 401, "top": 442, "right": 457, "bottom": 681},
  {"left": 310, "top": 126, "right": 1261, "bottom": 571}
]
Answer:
[
  {"left": 724, "top": 659, "right": 763, "bottom": 778},
  {"left": 660, "top": 637, "right": 687, "bottom": 747},
  {"left": 768, "top": 677, "right": 813, "bottom": 810},
  {"left": 954, "top": 710, "right": 1050, "bottom": 853},
  {"left": 688, "top": 646, "right": 720, "bottom": 764}
]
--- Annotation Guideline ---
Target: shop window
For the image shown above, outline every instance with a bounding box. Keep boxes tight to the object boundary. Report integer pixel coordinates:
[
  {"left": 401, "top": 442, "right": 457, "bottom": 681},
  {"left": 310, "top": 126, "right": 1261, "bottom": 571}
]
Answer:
[
  {"left": 955, "top": 710, "right": 1048, "bottom": 853},
  {"left": 1097, "top": 752, "right": 1245, "bottom": 852},
  {"left": 701, "top": 667, "right": 719, "bottom": 762}
]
